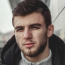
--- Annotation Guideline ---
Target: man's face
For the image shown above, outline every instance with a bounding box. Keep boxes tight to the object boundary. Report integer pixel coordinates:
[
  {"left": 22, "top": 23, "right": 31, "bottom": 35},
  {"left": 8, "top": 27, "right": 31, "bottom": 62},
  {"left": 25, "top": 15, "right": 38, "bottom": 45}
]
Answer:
[{"left": 14, "top": 12, "right": 49, "bottom": 57}]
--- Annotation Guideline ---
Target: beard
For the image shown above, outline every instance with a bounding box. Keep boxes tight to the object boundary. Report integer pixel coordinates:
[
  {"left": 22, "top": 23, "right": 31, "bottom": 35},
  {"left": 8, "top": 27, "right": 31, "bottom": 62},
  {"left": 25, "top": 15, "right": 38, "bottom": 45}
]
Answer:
[
  {"left": 21, "top": 38, "right": 47, "bottom": 57},
  {"left": 16, "top": 30, "right": 48, "bottom": 57}
]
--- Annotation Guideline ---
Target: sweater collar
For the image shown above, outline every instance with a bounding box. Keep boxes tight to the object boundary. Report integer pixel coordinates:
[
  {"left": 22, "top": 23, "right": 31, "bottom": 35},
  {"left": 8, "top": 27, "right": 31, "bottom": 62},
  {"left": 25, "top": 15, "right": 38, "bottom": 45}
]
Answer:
[{"left": 19, "top": 49, "right": 52, "bottom": 65}]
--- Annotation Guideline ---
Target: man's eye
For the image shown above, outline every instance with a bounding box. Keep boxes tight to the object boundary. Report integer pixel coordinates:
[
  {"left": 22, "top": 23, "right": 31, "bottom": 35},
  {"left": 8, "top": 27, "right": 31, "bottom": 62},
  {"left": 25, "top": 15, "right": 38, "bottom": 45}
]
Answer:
[
  {"left": 17, "top": 28, "right": 24, "bottom": 32},
  {"left": 32, "top": 27, "right": 39, "bottom": 29}
]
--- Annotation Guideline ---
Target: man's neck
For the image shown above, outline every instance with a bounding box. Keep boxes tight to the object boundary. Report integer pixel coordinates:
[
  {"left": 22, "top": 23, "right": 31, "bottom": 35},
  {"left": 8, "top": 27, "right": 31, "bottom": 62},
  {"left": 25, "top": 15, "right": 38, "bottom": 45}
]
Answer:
[{"left": 24, "top": 43, "right": 49, "bottom": 62}]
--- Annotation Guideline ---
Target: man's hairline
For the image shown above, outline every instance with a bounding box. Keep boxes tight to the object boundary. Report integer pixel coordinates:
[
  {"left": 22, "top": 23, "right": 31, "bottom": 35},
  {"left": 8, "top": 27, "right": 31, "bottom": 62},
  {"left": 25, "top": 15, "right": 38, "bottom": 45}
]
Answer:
[{"left": 12, "top": 12, "right": 47, "bottom": 27}]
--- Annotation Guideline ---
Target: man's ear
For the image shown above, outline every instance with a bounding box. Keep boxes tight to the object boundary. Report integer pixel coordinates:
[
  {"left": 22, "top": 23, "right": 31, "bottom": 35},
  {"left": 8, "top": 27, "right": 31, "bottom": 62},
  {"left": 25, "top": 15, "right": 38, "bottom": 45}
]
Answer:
[{"left": 47, "top": 25, "right": 54, "bottom": 37}]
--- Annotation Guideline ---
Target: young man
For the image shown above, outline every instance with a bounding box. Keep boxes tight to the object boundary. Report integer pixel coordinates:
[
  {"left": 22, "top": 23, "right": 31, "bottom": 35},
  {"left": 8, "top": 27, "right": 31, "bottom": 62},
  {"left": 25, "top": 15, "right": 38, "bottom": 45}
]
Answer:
[{"left": 1, "top": 0, "right": 65, "bottom": 65}]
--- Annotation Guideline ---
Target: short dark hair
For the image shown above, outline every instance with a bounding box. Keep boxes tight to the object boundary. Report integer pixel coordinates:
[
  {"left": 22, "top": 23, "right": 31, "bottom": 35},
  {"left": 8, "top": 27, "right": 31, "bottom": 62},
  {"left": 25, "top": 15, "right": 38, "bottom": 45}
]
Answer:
[{"left": 12, "top": 0, "right": 51, "bottom": 28}]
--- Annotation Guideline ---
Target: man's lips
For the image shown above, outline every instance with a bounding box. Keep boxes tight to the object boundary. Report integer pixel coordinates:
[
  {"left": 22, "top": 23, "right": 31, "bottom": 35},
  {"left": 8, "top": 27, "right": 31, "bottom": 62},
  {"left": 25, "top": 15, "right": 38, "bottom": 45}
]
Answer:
[{"left": 24, "top": 43, "right": 34, "bottom": 48}]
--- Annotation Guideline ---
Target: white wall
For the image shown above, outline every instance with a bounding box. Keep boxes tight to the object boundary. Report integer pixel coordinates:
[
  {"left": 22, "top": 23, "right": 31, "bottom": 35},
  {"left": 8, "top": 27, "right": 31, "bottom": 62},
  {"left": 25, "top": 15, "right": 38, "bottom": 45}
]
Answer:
[
  {"left": 50, "top": 0, "right": 65, "bottom": 31},
  {"left": 0, "top": 0, "right": 13, "bottom": 33}
]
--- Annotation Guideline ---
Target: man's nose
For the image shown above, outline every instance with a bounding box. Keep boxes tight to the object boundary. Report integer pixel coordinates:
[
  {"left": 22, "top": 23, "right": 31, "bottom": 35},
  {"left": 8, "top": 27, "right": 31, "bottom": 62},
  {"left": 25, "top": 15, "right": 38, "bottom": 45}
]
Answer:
[{"left": 23, "top": 29, "right": 32, "bottom": 39}]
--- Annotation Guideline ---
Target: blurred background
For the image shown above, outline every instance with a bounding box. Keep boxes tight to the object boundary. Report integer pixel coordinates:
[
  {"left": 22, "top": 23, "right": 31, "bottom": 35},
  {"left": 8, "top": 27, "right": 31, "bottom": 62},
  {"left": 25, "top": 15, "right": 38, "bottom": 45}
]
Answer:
[{"left": 0, "top": 0, "right": 65, "bottom": 62}]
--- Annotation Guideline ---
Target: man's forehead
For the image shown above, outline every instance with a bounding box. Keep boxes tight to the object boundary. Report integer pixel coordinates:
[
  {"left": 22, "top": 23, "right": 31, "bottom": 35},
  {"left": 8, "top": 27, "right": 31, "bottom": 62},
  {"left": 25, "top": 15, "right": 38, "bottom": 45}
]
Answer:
[
  {"left": 13, "top": 12, "right": 45, "bottom": 27},
  {"left": 14, "top": 12, "right": 44, "bottom": 21}
]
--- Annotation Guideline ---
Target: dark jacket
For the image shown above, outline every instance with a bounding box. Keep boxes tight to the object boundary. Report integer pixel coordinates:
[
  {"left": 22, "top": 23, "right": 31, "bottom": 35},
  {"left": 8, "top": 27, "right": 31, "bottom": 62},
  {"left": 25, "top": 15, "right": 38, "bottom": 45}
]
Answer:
[{"left": 1, "top": 34, "right": 65, "bottom": 65}]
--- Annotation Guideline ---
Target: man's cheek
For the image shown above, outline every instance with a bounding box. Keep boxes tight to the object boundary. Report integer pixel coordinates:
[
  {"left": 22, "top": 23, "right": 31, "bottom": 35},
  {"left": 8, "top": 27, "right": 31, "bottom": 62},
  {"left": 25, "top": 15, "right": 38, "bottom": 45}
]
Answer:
[{"left": 16, "top": 36, "right": 20, "bottom": 43}]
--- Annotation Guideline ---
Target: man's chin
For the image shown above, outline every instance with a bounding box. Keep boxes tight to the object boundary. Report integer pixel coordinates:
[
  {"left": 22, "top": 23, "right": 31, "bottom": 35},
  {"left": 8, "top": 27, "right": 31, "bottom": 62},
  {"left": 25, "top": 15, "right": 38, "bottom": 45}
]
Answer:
[{"left": 22, "top": 49, "right": 39, "bottom": 57}]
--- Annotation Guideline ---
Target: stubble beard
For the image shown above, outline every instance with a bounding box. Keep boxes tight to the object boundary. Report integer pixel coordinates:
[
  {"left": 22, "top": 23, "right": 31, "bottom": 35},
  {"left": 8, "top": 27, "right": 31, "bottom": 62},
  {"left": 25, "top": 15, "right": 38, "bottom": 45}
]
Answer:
[{"left": 21, "top": 38, "right": 47, "bottom": 57}]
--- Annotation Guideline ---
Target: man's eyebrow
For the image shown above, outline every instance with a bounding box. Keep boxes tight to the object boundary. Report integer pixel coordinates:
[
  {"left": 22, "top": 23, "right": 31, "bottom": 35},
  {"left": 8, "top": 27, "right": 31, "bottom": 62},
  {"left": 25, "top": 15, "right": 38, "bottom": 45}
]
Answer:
[
  {"left": 15, "top": 23, "right": 41, "bottom": 29},
  {"left": 15, "top": 26, "right": 23, "bottom": 29},
  {"left": 30, "top": 23, "right": 41, "bottom": 27}
]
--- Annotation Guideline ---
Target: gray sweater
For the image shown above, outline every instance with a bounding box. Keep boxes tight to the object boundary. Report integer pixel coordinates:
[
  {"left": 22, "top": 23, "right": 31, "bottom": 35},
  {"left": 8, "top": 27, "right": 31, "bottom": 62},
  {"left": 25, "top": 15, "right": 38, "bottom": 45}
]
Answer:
[{"left": 18, "top": 49, "right": 52, "bottom": 65}]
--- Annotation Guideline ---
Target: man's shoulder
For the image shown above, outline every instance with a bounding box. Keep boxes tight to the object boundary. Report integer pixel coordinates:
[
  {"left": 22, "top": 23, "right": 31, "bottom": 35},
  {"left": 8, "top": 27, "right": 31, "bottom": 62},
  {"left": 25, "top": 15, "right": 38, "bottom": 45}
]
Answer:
[
  {"left": 1, "top": 35, "right": 20, "bottom": 64},
  {"left": 1, "top": 35, "right": 16, "bottom": 58},
  {"left": 49, "top": 34, "right": 65, "bottom": 47},
  {"left": 49, "top": 34, "right": 65, "bottom": 65},
  {"left": 49, "top": 34, "right": 65, "bottom": 52}
]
